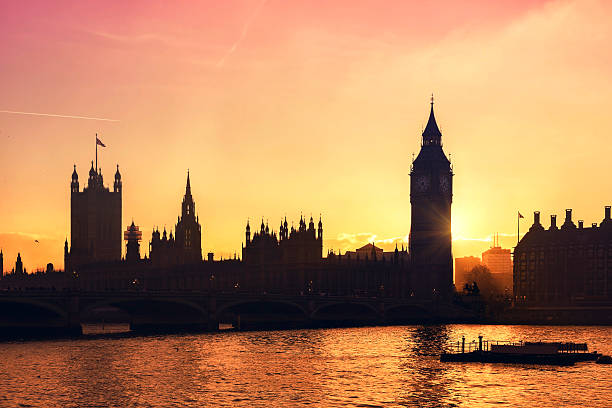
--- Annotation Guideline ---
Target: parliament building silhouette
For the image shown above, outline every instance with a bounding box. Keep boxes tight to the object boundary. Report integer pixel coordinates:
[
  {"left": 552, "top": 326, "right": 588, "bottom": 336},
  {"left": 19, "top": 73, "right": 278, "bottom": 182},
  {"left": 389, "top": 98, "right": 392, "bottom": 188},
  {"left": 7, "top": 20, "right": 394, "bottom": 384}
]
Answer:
[{"left": 6, "top": 102, "right": 456, "bottom": 299}]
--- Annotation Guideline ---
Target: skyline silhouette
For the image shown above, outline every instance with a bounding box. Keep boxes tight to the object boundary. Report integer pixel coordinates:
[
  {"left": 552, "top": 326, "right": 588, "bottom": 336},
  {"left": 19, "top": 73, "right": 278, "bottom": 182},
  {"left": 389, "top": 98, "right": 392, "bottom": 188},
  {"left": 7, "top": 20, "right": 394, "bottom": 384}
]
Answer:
[{"left": 2, "top": 1, "right": 612, "bottom": 272}]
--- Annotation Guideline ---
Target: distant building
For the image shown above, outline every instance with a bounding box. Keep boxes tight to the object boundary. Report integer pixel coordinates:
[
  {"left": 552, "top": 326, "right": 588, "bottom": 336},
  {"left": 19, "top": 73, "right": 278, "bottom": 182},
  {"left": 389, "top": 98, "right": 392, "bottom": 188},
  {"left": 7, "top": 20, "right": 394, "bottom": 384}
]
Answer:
[
  {"left": 482, "top": 235, "right": 513, "bottom": 293},
  {"left": 454, "top": 256, "right": 481, "bottom": 290},
  {"left": 338, "top": 242, "right": 409, "bottom": 264},
  {"left": 356, "top": 243, "right": 383, "bottom": 260},
  {"left": 514, "top": 207, "right": 612, "bottom": 305},
  {"left": 149, "top": 172, "right": 202, "bottom": 266},
  {"left": 65, "top": 162, "right": 122, "bottom": 271},
  {"left": 0, "top": 249, "right": 3, "bottom": 278}
]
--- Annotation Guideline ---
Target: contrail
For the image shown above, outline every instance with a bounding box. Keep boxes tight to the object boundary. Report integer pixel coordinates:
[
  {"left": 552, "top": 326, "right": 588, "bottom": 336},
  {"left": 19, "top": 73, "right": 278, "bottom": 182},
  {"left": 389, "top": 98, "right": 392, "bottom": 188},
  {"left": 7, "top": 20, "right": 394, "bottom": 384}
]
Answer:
[
  {"left": 0, "top": 110, "right": 119, "bottom": 122},
  {"left": 216, "top": 0, "right": 267, "bottom": 68}
]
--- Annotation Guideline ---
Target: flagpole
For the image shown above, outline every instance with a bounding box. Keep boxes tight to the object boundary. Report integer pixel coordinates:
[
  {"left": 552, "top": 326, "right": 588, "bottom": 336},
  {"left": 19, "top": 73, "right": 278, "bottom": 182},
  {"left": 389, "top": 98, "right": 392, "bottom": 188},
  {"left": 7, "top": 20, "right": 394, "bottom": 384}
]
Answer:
[
  {"left": 95, "top": 133, "right": 98, "bottom": 174},
  {"left": 517, "top": 212, "right": 520, "bottom": 246}
]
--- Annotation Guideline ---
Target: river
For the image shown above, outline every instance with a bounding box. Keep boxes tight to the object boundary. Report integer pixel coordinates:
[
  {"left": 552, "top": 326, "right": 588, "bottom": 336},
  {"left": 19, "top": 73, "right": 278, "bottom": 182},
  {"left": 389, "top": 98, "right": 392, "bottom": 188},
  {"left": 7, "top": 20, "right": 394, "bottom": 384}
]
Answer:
[{"left": 0, "top": 325, "right": 610, "bottom": 407}]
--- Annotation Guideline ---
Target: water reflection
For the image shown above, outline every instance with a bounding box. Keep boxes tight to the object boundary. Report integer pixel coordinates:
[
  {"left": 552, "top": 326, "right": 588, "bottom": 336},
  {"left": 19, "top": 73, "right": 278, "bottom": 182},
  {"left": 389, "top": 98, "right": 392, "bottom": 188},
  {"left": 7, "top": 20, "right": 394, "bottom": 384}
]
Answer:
[
  {"left": 394, "top": 326, "right": 457, "bottom": 407},
  {"left": 0, "top": 325, "right": 610, "bottom": 407},
  {"left": 411, "top": 325, "right": 450, "bottom": 356}
]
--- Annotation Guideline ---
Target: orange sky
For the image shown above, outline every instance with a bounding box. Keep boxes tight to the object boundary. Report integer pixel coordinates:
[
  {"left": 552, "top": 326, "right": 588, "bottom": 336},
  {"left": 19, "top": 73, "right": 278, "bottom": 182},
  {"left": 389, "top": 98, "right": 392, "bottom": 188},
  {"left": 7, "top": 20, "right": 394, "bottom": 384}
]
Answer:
[{"left": 1, "top": 0, "right": 612, "bottom": 272}]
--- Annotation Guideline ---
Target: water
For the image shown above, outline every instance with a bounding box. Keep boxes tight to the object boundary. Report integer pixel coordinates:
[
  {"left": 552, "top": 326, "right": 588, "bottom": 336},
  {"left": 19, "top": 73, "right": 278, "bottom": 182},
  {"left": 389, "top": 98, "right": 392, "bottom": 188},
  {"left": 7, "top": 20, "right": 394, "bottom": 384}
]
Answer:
[{"left": 0, "top": 325, "right": 610, "bottom": 407}]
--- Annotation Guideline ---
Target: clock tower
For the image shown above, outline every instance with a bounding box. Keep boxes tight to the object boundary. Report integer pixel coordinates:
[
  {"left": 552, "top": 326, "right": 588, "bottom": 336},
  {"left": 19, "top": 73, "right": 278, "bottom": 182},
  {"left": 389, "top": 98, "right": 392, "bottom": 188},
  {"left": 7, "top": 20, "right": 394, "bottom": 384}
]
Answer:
[{"left": 409, "top": 98, "right": 453, "bottom": 297}]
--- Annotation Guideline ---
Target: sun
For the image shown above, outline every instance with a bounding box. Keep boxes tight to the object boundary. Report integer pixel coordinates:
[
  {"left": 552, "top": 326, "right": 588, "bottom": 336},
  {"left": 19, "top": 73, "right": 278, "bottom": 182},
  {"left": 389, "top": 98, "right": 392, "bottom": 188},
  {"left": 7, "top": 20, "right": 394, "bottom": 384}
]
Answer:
[{"left": 451, "top": 215, "right": 465, "bottom": 239}]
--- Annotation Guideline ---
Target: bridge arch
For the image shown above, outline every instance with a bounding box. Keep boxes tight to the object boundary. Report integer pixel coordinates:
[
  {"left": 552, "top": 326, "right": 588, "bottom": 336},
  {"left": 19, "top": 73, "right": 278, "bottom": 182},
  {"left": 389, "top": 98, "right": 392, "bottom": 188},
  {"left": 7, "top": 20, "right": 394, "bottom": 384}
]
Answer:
[
  {"left": 384, "top": 303, "right": 431, "bottom": 321},
  {"left": 80, "top": 296, "right": 208, "bottom": 322},
  {"left": 0, "top": 298, "right": 69, "bottom": 322},
  {"left": 311, "top": 301, "right": 380, "bottom": 320},
  {"left": 216, "top": 299, "right": 308, "bottom": 317}
]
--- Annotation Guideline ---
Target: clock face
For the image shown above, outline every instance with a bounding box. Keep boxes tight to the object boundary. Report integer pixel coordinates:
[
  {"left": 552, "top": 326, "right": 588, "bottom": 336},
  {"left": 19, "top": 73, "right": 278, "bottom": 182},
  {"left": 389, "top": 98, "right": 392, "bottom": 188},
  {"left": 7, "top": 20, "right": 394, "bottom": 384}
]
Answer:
[
  {"left": 416, "top": 175, "right": 430, "bottom": 192},
  {"left": 439, "top": 175, "right": 450, "bottom": 192}
]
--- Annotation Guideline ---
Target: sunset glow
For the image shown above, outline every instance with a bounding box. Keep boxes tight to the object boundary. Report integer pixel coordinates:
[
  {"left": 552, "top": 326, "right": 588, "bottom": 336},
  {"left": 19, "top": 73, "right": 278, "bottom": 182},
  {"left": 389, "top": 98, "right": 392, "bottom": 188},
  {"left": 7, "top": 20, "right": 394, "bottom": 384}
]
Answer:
[{"left": 2, "top": 0, "right": 612, "bottom": 271}]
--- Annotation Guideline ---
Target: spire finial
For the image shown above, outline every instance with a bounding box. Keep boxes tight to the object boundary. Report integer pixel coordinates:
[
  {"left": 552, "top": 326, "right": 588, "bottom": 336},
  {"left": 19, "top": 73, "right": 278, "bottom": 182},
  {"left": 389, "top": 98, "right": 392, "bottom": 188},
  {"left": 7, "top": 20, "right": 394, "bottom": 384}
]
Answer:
[
  {"left": 185, "top": 169, "right": 191, "bottom": 195},
  {"left": 422, "top": 95, "right": 442, "bottom": 142}
]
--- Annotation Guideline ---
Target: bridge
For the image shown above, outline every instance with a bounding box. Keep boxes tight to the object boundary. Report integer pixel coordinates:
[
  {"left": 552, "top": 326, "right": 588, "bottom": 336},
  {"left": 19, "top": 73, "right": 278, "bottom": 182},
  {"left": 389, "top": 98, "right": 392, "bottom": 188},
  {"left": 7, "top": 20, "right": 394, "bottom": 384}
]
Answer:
[{"left": 0, "top": 290, "right": 476, "bottom": 337}]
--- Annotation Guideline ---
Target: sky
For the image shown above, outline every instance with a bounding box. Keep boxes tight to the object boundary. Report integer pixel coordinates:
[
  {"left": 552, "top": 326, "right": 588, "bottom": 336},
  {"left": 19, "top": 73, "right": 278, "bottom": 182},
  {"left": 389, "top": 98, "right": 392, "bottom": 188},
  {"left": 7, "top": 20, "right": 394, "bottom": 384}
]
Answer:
[{"left": 1, "top": 0, "right": 612, "bottom": 272}]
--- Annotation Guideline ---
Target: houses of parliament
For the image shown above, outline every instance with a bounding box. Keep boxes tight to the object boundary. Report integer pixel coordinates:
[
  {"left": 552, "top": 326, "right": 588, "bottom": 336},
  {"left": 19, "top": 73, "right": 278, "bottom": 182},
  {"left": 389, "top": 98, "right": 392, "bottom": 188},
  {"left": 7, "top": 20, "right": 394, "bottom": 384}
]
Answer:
[{"left": 2, "top": 102, "right": 455, "bottom": 299}]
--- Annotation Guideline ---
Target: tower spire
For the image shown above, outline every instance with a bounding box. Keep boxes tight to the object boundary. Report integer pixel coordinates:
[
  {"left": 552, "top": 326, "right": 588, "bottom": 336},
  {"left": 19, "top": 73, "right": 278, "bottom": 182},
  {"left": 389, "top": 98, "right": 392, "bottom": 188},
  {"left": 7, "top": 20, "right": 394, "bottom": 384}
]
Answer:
[
  {"left": 186, "top": 169, "right": 191, "bottom": 196},
  {"left": 422, "top": 95, "right": 442, "bottom": 145}
]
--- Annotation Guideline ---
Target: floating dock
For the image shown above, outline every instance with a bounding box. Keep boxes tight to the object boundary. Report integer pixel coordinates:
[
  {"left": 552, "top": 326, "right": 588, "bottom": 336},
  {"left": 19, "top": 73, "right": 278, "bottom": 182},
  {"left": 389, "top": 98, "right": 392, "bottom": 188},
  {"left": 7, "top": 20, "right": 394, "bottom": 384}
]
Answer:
[{"left": 440, "top": 336, "right": 601, "bottom": 366}]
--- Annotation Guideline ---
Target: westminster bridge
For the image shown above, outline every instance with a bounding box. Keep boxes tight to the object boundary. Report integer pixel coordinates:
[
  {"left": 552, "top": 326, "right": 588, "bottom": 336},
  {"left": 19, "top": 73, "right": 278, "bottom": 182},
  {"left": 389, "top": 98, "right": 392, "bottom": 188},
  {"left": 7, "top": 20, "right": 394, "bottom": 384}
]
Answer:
[{"left": 0, "top": 290, "right": 477, "bottom": 337}]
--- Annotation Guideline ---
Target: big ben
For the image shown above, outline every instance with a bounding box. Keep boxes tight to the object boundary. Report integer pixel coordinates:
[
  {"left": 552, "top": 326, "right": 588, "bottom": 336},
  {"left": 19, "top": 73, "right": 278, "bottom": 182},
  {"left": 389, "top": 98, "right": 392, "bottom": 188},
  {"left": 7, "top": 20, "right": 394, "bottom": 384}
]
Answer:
[{"left": 409, "top": 98, "right": 453, "bottom": 297}]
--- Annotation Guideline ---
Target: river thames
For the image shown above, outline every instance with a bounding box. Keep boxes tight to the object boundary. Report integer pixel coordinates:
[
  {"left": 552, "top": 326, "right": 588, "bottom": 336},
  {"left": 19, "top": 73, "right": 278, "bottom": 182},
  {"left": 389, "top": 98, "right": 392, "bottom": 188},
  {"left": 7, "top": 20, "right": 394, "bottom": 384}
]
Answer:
[{"left": 0, "top": 324, "right": 610, "bottom": 407}]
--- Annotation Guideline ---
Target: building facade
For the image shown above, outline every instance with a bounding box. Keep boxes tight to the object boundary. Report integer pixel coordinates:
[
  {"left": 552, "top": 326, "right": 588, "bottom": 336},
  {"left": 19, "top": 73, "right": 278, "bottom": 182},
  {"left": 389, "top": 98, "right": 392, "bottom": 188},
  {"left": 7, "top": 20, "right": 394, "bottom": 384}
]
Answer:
[
  {"left": 514, "top": 208, "right": 612, "bottom": 305},
  {"left": 65, "top": 162, "right": 122, "bottom": 271},
  {"left": 409, "top": 100, "right": 454, "bottom": 297}
]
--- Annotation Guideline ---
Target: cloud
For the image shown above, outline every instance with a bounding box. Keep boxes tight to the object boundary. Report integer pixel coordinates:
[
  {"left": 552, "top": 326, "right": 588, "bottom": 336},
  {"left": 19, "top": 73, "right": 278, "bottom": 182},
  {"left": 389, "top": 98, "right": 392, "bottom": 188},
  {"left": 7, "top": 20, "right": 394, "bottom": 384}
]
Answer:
[
  {"left": 0, "top": 231, "right": 60, "bottom": 241},
  {"left": 0, "top": 110, "right": 119, "bottom": 122},
  {"left": 84, "top": 29, "right": 220, "bottom": 51},
  {"left": 216, "top": 0, "right": 267, "bottom": 68},
  {"left": 328, "top": 232, "right": 408, "bottom": 253},
  {"left": 453, "top": 232, "right": 516, "bottom": 242}
]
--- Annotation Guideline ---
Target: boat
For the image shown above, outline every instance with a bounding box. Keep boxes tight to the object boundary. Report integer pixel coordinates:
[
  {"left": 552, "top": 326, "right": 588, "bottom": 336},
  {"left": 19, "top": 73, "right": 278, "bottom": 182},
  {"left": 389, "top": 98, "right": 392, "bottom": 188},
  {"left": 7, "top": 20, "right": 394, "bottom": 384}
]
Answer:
[{"left": 440, "top": 336, "right": 602, "bottom": 366}]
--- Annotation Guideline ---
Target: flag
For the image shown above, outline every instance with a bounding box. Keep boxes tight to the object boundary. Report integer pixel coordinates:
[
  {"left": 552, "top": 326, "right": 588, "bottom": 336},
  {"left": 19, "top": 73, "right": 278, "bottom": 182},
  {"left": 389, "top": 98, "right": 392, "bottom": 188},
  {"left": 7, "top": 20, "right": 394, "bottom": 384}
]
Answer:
[
  {"left": 518, "top": 212, "right": 524, "bottom": 219},
  {"left": 96, "top": 136, "right": 106, "bottom": 147}
]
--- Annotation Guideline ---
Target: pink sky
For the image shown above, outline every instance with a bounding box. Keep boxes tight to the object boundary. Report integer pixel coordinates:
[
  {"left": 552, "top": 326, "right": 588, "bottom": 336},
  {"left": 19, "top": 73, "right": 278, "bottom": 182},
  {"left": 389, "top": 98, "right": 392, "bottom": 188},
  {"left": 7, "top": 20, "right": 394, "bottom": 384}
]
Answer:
[{"left": 2, "top": 0, "right": 612, "bottom": 271}]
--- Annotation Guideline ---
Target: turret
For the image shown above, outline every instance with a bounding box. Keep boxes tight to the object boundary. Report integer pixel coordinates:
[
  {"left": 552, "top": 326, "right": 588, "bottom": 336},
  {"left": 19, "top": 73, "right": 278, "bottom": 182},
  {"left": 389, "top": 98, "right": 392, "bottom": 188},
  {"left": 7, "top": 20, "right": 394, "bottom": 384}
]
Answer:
[
  {"left": 284, "top": 217, "right": 288, "bottom": 239},
  {"left": 601, "top": 206, "right": 612, "bottom": 227},
  {"left": 299, "top": 215, "right": 306, "bottom": 232},
  {"left": 124, "top": 221, "right": 142, "bottom": 263},
  {"left": 88, "top": 161, "right": 97, "bottom": 188},
  {"left": 246, "top": 220, "right": 251, "bottom": 244},
  {"left": 71, "top": 165, "right": 79, "bottom": 193},
  {"left": 15, "top": 253, "right": 23, "bottom": 274},
  {"left": 317, "top": 216, "right": 323, "bottom": 241},
  {"left": 529, "top": 211, "right": 545, "bottom": 232},
  {"left": 561, "top": 209, "right": 576, "bottom": 230},
  {"left": 549, "top": 215, "right": 558, "bottom": 230},
  {"left": 63, "top": 238, "right": 69, "bottom": 273},
  {"left": 114, "top": 164, "right": 122, "bottom": 193}
]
